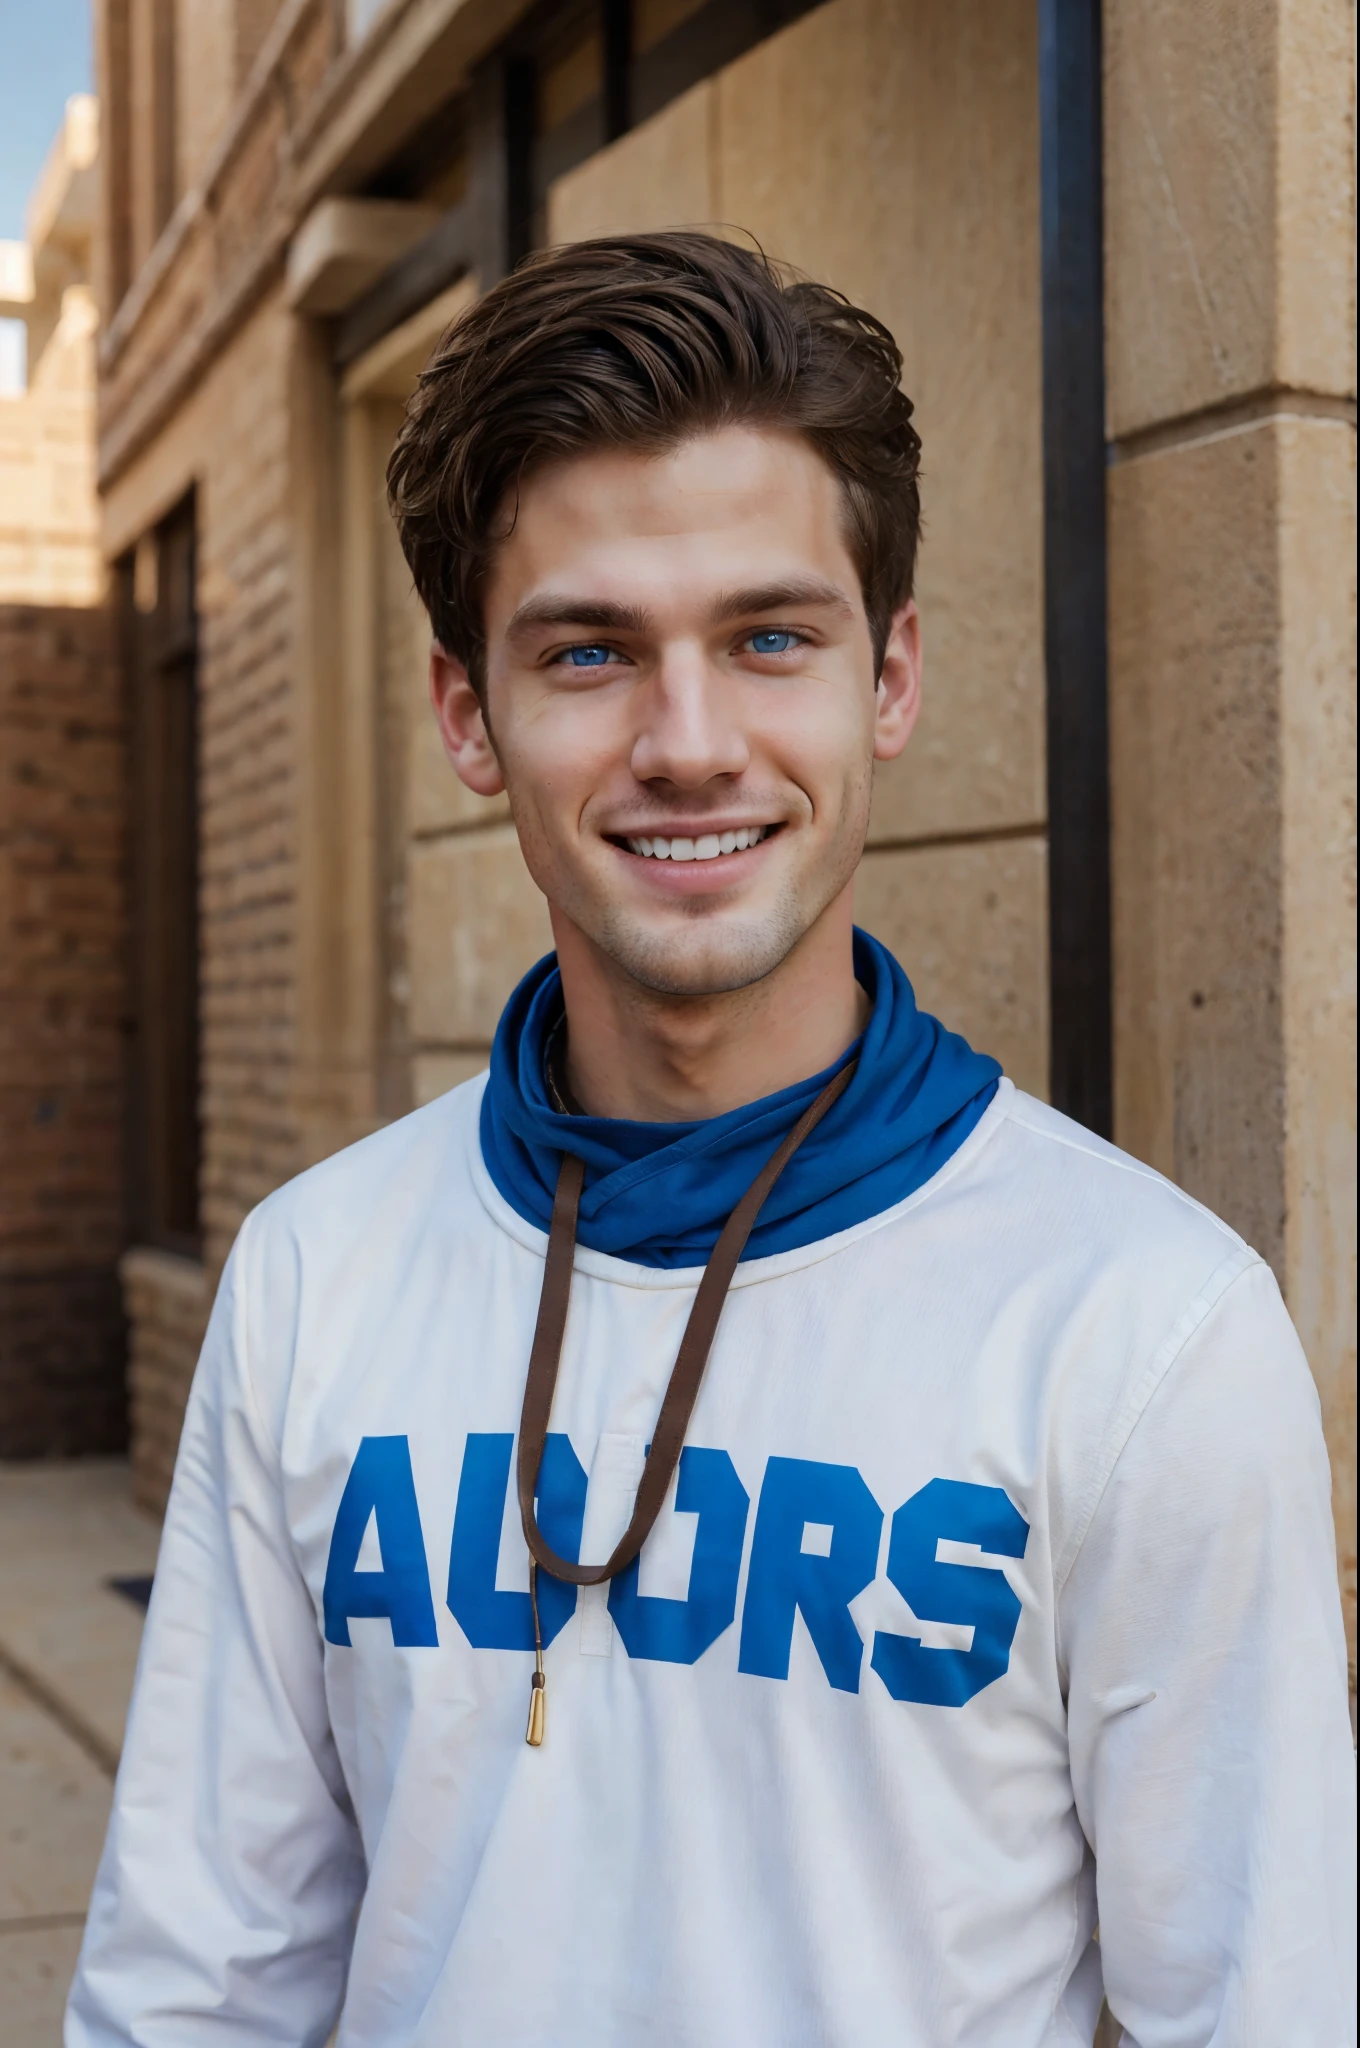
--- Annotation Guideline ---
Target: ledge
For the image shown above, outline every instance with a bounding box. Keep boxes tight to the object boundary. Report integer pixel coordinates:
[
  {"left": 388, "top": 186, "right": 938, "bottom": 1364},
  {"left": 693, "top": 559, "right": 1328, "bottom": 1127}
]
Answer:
[
  {"left": 1107, "top": 386, "right": 1359, "bottom": 466},
  {"left": 99, "top": 0, "right": 319, "bottom": 373},
  {"left": 96, "top": 0, "right": 519, "bottom": 489},
  {"left": 98, "top": 0, "right": 509, "bottom": 368},
  {"left": 118, "top": 1246, "right": 207, "bottom": 1307}
]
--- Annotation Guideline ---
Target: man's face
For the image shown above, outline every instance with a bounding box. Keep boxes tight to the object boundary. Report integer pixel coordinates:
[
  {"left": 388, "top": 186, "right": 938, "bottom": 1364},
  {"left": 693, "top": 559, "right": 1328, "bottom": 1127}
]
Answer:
[{"left": 432, "top": 425, "right": 919, "bottom": 997}]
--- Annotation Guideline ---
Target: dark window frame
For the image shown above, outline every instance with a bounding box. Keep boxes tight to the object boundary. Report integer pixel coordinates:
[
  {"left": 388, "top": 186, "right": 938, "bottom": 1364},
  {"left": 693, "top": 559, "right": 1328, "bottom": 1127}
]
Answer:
[
  {"left": 1039, "top": 0, "right": 1111, "bottom": 1137},
  {"left": 122, "top": 493, "right": 202, "bottom": 1259}
]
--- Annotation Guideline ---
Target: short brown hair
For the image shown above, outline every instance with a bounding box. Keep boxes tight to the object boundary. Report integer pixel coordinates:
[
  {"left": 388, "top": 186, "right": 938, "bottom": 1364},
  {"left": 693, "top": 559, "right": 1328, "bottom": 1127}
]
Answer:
[{"left": 386, "top": 232, "right": 922, "bottom": 694}]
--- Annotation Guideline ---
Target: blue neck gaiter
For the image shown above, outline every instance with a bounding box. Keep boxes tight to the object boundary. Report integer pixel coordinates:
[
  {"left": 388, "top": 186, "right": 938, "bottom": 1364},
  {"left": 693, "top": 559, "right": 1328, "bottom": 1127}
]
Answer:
[{"left": 479, "top": 928, "right": 1001, "bottom": 1269}]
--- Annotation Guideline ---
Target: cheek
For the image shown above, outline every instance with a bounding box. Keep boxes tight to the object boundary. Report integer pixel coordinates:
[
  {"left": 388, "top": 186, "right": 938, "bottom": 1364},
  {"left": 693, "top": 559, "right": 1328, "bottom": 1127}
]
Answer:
[
  {"left": 496, "top": 693, "right": 628, "bottom": 829},
  {"left": 754, "top": 681, "right": 875, "bottom": 802}
]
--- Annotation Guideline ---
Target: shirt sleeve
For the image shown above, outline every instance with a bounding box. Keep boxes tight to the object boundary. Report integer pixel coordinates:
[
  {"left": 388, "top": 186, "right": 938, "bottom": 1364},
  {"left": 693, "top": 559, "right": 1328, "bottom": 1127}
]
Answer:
[
  {"left": 65, "top": 1218, "right": 366, "bottom": 2047},
  {"left": 1059, "top": 1256, "right": 1356, "bottom": 2048}
]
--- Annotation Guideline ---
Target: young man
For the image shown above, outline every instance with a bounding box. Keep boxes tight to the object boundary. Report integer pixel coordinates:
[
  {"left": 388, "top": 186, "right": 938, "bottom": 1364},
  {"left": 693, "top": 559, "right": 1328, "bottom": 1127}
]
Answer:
[{"left": 69, "top": 235, "right": 1353, "bottom": 2046}]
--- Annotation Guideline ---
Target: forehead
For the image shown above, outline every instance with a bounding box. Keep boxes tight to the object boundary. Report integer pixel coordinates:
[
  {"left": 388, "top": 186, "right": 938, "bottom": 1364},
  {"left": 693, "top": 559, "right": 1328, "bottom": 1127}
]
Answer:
[{"left": 483, "top": 426, "right": 860, "bottom": 624}]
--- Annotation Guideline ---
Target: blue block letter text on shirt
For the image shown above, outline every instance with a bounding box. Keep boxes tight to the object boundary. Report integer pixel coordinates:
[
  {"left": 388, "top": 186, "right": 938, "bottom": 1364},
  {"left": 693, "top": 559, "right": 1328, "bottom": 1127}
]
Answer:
[
  {"left": 871, "top": 1477, "right": 1029, "bottom": 1707},
  {"left": 738, "top": 1458, "right": 883, "bottom": 1692},
  {"left": 447, "top": 1432, "right": 587, "bottom": 1651},
  {"left": 609, "top": 1446, "right": 750, "bottom": 1665},
  {"left": 323, "top": 1435, "right": 439, "bottom": 1648}
]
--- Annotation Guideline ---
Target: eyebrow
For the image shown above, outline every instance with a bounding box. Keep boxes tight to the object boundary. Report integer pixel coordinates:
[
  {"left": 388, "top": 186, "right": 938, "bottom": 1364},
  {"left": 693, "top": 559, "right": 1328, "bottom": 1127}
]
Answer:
[
  {"left": 705, "top": 578, "right": 856, "bottom": 626},
  {"left": 504, "top": 595, "right": 654, "bottom": 641},
  {"left": 504, "top": 576, "right": 857, "bottom": 646}
]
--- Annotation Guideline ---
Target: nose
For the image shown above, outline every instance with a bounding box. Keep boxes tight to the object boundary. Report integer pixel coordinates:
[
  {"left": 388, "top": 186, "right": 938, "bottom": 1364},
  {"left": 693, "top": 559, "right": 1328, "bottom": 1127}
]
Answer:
[{"left": 629, "top": 642, "right": 751, "bottom": 789}]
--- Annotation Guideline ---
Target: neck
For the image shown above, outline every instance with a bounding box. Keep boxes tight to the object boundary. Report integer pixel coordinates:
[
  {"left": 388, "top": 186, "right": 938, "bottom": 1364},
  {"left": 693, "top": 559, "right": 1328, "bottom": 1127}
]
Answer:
[{"left": 550, "top": 888, "right": 867, "bottom": 1122}]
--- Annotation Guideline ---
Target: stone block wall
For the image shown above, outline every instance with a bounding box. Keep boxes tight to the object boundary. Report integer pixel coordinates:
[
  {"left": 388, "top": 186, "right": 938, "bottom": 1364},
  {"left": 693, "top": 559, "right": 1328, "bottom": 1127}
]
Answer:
[
  {"left": 712, "top": 0, "right": 1048, "bottom": 1097},
  {"left": 0, "top": 602, "right": 127, "bottom": 1456},
  {"left": 1106, "top": 0, "right": 1357, "bottom": 1672}
]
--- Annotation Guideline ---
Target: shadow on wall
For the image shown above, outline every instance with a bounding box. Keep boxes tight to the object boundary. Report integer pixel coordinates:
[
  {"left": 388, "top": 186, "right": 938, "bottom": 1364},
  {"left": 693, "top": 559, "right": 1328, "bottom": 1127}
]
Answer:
[{"left": 0, "top": 602, "right": 128, "bottom": 1458}]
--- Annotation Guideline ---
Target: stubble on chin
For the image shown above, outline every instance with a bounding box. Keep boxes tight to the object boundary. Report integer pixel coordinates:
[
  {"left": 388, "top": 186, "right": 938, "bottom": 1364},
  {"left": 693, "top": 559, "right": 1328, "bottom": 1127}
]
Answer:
[
  {"left": 590, "top": 893, "right": 813, "bottom": 999},
  {"left": 587, "top": 814, "right": 867, "bottom": 999}
]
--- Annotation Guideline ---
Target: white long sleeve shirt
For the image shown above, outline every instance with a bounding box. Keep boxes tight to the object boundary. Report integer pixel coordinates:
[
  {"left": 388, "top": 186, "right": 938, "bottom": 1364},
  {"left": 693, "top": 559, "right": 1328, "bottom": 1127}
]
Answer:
[{"left": 67, "top": 1077, "right": 1355, "bottom": 2046}]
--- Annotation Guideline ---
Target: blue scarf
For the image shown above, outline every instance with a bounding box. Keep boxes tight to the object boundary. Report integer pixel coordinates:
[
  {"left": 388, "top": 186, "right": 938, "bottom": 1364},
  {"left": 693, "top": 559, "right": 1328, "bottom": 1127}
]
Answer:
[{"left": 479, "top": 929, "right": 1000, "bottom": 1269}]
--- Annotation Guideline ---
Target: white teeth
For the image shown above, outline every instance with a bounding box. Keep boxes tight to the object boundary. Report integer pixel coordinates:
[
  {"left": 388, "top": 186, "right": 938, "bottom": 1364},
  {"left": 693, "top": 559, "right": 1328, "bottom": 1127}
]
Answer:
[{"left": 625, "top": 825, "right": 770, "bottom": 860}]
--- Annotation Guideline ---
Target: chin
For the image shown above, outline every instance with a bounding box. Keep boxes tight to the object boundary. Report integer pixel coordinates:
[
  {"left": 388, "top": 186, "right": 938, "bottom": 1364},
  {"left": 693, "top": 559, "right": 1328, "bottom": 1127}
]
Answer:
[{"left": 592, "top": 900, "right": 814, "bottom": 999}]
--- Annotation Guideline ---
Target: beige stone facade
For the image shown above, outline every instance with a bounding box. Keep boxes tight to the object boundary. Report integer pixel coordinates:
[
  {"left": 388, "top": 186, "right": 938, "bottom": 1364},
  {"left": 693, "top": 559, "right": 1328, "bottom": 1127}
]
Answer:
[
  {"left": 0, "top": 97, "right": 102, "bottom": 609},
  {"left": 1104, "top": 0, "right": 1357, "bottom": 1667},
  {"left": 76, "top": 0, "right": 1355, "bottom": 1702}
]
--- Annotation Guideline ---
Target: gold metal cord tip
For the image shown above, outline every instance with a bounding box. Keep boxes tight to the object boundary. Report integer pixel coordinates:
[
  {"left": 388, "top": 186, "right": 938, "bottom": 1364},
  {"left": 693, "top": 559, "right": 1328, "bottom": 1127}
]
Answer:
[
  {"left": 526, "top": 1670, "right": 546, "bottom": 1747},
  {"left": 526, "top": 1558, "right": 546, "bottom": 1746},
  {"left": 524, "top": 1564, "right": 548, "bottom": 1744}
]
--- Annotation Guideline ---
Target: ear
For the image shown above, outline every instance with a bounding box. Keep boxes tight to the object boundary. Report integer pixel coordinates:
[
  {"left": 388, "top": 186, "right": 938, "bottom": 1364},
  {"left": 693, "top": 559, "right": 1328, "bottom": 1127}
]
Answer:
[
  {"left": 429, "top": 642, "right": 505, "bottom": 797},
  {"left": 872, "top": 599, "right": 922, "bottom": 762}
]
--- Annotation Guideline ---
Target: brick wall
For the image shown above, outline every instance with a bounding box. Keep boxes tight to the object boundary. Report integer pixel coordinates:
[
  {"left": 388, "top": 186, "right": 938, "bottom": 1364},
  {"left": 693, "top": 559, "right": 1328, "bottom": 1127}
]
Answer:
[
  {"left": 0, "top": 601, "right": 127, "bottom": 1455},
  {"left": 196, "top": 299, "right": 301, "bottom": 1276},
  {"left": 105, "top": 293, "right": 303, "bottom": 1512}
]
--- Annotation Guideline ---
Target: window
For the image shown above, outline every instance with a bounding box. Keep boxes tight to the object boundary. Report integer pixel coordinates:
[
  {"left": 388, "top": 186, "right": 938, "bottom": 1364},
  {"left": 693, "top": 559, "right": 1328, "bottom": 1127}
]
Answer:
[{"left": 123, "top": 494, "right": 201, "bottom": 1255}]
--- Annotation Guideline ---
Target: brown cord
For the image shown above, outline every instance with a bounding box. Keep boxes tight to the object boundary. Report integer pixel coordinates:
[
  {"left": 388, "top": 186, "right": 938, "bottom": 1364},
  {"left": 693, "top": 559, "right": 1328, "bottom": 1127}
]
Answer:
[{"left": 516, "top": 1057, "right": 857, "bottom": 1739}]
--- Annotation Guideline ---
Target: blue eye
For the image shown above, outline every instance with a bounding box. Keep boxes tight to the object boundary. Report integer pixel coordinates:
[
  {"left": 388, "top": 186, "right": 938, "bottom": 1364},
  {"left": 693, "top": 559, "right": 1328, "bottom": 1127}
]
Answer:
[
  {"left": 563, "top": 644, "right": 612, "bottom": 667},
  {"left": 749, "top": 630, "right": 799, "bottom": 655}
]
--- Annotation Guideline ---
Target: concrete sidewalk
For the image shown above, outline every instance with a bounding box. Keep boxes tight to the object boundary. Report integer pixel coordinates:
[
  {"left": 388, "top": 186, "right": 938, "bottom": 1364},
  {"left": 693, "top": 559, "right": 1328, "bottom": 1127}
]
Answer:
[{"left": 0, "top": 1460, "right": 159, "bottom": 2045}]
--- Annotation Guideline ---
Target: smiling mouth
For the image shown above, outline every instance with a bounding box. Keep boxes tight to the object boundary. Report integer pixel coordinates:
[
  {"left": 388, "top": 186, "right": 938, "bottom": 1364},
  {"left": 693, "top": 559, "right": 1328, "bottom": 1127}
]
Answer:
[{"left": 619, "top": 825, "right": 777, "bottom": 862}]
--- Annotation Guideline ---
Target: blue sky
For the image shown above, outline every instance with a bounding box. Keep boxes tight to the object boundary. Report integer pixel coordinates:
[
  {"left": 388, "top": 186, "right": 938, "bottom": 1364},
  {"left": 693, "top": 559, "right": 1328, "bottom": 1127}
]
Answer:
[{"left": 0, "top": 0, "right": 93, "bottom": 241}]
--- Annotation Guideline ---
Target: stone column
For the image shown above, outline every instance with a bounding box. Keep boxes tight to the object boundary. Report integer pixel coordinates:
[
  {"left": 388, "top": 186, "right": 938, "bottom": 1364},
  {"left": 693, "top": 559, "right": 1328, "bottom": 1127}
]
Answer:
[{"left": 1105, "top": 0, "right": 1357, "bottom": 1679}]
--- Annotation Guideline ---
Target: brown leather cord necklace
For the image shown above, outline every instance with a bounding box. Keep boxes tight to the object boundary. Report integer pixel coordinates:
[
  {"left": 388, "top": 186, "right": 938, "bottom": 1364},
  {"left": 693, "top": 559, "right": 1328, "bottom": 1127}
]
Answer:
[{"left": 516, "top": 1054, "right": 858, "bottom": 1744}]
